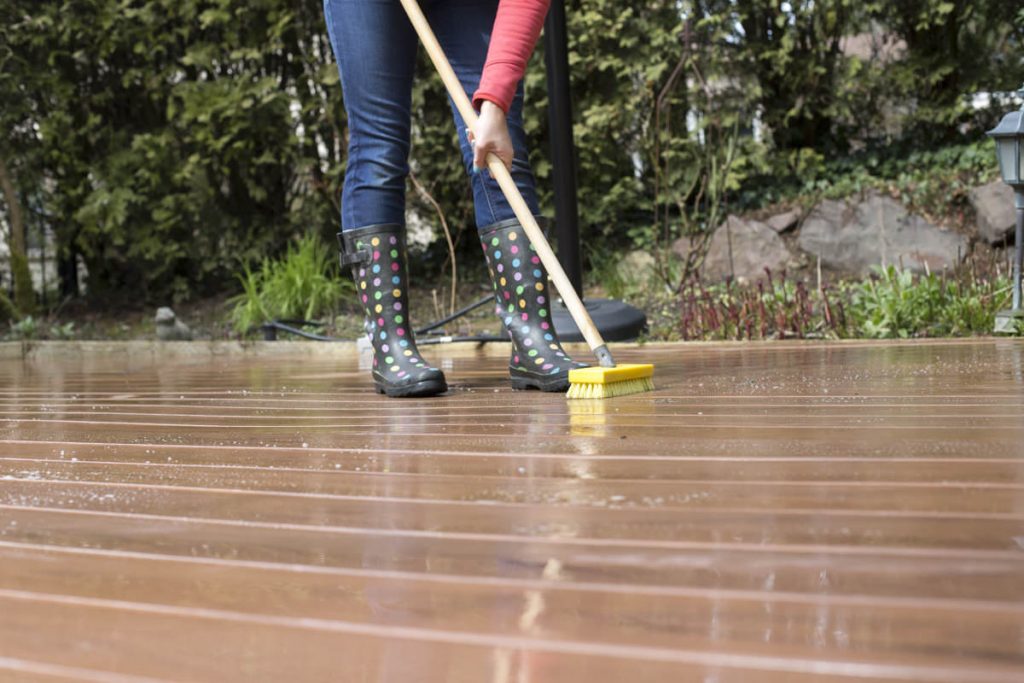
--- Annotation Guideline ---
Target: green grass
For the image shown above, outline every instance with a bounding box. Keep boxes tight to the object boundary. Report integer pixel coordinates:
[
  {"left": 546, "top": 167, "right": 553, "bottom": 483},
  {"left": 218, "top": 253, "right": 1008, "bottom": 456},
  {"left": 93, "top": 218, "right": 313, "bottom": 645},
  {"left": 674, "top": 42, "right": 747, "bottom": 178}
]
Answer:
[{"left": 228, "top": 233, "right": 352, "bottom": 334}]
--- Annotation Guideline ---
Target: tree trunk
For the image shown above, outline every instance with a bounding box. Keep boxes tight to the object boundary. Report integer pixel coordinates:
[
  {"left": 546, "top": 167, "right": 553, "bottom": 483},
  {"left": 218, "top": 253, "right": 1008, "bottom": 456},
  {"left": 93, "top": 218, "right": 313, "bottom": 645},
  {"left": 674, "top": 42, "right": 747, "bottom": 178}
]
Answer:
[
  {"left": 58, "top": 246, "right": 80, "bottom": 299},
  {"left": 0, "top": 152, "right": 35, "bottom": 315}
]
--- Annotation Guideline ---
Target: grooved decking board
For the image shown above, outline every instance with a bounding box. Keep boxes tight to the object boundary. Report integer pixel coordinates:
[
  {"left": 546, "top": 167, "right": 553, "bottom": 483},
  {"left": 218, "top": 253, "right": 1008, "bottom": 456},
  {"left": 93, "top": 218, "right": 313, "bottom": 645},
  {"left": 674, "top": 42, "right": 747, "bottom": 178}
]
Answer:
[{"left": 1, "top": 340, "right": 1023, "bottom": 682}]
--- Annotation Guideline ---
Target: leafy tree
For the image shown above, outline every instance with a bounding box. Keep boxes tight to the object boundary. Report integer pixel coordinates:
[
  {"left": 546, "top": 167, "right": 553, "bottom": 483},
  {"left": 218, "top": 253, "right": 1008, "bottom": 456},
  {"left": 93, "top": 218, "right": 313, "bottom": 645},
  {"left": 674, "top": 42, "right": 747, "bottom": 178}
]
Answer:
[
  {"left": 732, "top": 0, "right": 856, "bottom": 152},
  {"left": 0, "top": 153, "right": 35, "bottom": 315},
  {"left": 0, "top": 0, "right": 1019, "bottom": 309},
  {"left": 1, "top": 0, "right": 345, "bottom": 303},
  {"left": 0, "top": 1, "right": 43, "bottom": 312},
  {"left": 866, "top": 0, "right": 1024, "bottom": 134}
]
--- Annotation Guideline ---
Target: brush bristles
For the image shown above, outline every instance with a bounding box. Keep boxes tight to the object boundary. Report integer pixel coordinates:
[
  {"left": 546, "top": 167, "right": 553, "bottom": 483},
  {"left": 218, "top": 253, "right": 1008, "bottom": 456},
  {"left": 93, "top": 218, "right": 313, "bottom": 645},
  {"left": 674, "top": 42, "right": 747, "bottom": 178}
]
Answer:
[{"left": 566, "top": 376, "right": 655, "bottom": 400}]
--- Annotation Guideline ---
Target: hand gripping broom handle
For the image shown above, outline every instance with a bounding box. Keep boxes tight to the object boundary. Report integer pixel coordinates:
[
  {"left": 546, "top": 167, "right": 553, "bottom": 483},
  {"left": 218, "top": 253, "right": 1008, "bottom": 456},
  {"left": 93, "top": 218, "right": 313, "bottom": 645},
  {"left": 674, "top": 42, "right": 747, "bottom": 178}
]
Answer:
[{"left": 398, "top": 0, "right": 615, "bottom": 368}]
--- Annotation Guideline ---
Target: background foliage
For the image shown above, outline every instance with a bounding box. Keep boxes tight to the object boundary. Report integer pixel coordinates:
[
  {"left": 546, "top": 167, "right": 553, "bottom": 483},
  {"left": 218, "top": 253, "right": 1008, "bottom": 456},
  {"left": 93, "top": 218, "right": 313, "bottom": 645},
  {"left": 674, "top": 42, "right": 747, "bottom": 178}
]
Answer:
[
  {"left": 1, "top": 0, "right": 1022, "bottom": 309},
  {"left": 672, "top": 265, "right": 1012, "bottom": 342}
]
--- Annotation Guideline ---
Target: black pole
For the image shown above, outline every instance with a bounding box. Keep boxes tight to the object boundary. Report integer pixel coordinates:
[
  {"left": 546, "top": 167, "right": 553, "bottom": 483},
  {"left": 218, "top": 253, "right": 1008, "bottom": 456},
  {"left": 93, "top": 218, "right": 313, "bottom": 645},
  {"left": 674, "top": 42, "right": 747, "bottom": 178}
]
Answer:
[
  {"left": 543, "top": 0, "right": 583, "bottom": 297},
  {"left": 1014, "top": 197, "right": 1023, "bottom": 311}
]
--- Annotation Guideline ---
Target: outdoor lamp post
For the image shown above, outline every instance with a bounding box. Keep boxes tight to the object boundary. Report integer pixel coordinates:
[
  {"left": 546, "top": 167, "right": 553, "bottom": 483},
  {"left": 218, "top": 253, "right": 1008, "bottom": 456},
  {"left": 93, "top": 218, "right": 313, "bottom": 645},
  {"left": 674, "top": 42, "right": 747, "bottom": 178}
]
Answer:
[{"left": 988, "top": 87, "right": 1024, "bottom": 334}]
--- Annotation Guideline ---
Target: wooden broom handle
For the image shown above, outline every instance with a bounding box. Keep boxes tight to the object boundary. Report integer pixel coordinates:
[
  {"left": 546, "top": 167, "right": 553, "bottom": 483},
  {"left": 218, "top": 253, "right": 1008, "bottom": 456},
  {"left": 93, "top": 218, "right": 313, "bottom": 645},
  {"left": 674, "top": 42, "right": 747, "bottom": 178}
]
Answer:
[{"left": 398, "top": 0, "right": 613, "bottom": 365}]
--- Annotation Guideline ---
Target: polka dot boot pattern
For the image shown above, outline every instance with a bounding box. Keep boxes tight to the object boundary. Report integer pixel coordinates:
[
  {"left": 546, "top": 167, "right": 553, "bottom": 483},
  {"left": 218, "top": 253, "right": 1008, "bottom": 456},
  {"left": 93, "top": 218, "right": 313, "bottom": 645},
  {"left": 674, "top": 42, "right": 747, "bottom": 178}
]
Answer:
[
  {"left": 341, "top": 224, "right": 446, "bottom": 397},
  {"left": 479, "top": 219, "right": 587, "bottom": 392}
]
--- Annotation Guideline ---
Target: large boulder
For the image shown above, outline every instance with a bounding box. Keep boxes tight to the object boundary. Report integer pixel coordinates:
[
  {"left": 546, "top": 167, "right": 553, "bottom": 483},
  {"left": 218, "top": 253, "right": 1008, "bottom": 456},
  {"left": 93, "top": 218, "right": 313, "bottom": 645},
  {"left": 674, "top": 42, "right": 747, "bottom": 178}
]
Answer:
[
  {"left": 679, "top": 215, "right": 792, "bottom": 282},
  {"left": 969, "top": 181, "right": 1016, "bottom": 244},
  {"left": 617, "top": 249, "right": 657, "bottom": 285},
  {"left": 766, "top": 209, "right": 801, "bottom": 234},
  {"left": 797, "top": 193, "right": 966, "bottom": 276}
]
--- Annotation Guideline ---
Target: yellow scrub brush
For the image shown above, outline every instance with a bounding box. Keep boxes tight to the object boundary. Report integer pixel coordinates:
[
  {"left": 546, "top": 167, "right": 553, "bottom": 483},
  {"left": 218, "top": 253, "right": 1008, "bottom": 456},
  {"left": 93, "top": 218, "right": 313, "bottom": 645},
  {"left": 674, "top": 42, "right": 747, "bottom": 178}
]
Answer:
[
  {"left": 566, "top": 363, "right": 655, "bottom": 400},
  {"left": 399, "top": 0, "right": 655, "bottom": 399}
]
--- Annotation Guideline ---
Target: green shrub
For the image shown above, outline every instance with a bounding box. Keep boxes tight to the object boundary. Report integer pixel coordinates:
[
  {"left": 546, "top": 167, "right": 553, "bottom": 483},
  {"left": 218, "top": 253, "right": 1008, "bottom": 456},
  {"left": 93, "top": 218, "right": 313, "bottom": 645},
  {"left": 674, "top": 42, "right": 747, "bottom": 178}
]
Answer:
[
  {"left": 6, "top": 315, "right": 39, "bottom": 340},
  {"left": 679, "top": 270, "right": 848, "bottom": 341},
  {"left": 48, "top": 321, "right": 77, "bottom": 340},
  {"left": 9, "top": 251, "right": 35, "bottom": 316},
  {"left": 673, "top": 265, "right": 1012, "bottom": 341},
  {"left": 228, "top": 234, "right": 351, "bottom": 334},
  {"left": 4, "top": 0, "right": 1021, "bottom": 302},
  {"left": 848, "top": 265, "right": 1011, "bottom": 338},
  {"left": 587, "top": 247, "right": 629, "bottom": 301},
  {"left": 0, "top": 291, "right": 17, "bottom": 323}
]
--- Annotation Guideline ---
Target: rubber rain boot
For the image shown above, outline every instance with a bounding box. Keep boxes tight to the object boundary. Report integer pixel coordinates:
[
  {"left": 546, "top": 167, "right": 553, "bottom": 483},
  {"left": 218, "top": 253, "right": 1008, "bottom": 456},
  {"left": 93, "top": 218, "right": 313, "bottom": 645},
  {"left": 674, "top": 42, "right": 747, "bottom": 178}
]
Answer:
[
  {"left": 479, "top": 218, "right": 587, "bottom": 392},
  {"left": 339, "top": 224, "right": 447, "bottom": 398}
]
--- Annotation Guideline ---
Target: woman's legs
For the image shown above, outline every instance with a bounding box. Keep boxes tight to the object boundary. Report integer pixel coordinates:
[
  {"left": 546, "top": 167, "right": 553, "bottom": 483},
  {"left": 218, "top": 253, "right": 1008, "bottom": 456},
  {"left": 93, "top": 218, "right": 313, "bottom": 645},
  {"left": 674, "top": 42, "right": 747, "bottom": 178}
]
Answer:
[
  {"left": 426, "top": 0, "right": 541, "bottom": 228},
  {"left": 429, "top": 0, "right": 583, "bottom": 390},
  {"left": 324, "top": 0, "right": 540, "bottom": 229},
  {"left": 323, "top": 0, "right": 541, "bottom": 229},
  {"left": 324, "top": 0, "right": 446, "bottom": 397},
  {"left": 323, "top": 0, "right": 418, "bottom": 231},
  {"left": 323, "top": 0, "right": 574, "bottom": 393}
]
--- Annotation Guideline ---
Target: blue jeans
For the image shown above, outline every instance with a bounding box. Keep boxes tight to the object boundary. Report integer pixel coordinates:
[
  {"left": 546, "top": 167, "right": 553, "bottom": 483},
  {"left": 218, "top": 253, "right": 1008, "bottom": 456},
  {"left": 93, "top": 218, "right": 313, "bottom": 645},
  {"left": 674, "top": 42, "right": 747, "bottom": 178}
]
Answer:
[{"left": 323, "top": 0, "right": 542, "bottom": 232}]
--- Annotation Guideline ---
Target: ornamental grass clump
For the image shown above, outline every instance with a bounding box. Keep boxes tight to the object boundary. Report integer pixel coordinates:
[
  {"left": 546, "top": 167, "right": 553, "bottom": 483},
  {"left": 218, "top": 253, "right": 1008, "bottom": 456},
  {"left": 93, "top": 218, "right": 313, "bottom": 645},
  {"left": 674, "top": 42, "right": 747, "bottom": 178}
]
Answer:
[{"left": 229, "top": 234, "right": 350, "bottom": 334}]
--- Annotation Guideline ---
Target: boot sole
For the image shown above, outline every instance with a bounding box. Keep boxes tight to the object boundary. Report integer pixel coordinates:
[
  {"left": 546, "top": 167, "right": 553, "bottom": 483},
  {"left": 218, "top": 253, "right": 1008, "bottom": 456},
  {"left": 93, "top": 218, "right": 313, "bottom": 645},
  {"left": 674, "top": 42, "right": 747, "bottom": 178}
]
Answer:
[
  {"left": 510, "top": 374, "right": 570, "bottom": 393},
  {"left": 374, "top": 378, "right": 448, "bottom": 398}
]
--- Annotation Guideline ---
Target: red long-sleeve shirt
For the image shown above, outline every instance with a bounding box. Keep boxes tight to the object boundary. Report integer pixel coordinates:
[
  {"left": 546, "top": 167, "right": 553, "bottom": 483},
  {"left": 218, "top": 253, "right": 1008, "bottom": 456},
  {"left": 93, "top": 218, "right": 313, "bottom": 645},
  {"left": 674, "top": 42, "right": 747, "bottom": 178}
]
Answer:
[{"left": 472, "top": 0, "right": 551, "bottom": 113}]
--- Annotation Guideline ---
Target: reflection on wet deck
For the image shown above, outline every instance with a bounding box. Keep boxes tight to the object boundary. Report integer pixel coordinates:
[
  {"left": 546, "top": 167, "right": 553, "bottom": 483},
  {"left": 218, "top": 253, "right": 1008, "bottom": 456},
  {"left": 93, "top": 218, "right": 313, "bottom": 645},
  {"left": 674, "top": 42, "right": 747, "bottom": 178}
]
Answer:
[{"left": 0, "top": 339, "right": 1022, "bottom": 682}]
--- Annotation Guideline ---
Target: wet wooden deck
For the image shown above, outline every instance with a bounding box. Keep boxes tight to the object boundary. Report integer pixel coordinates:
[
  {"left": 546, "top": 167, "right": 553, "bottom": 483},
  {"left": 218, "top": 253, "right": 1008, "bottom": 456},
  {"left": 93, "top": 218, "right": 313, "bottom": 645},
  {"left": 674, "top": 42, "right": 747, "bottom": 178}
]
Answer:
[{"left": 0, "top": 339, "right": 1022, "bottom": 682}]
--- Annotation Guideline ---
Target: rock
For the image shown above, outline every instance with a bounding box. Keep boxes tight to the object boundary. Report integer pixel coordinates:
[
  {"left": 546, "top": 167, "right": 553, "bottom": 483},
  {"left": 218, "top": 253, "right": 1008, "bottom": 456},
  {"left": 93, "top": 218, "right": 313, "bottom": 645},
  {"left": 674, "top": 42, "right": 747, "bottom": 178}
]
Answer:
[
  {"left": 798, "top": 193, "right": 966, "bottom": 276},
  {"left": 695, "top": 215, "right": 792, "bottom": 282},
  {"left": 155, "top": 307, "right": 193, "bottom": 341},
  {"left": 670, "top": 235, "right": 699, "bottom": 262},
  {"left": 766, "top": 209, "right": 801, "bottom": 234},
  {"left": 617, "top": 250, "right": 657, "bottom": 284},
  {"left": 969, "top": 182, "right": 1016, "bottom": 244}
]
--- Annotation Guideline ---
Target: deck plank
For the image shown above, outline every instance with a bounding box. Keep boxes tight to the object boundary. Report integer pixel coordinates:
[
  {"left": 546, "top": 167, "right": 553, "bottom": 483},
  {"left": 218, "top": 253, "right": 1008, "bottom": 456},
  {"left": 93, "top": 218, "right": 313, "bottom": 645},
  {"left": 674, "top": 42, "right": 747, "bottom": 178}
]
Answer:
[{"left": 1, "top": 340, "right": 1023, "bottom": 681}]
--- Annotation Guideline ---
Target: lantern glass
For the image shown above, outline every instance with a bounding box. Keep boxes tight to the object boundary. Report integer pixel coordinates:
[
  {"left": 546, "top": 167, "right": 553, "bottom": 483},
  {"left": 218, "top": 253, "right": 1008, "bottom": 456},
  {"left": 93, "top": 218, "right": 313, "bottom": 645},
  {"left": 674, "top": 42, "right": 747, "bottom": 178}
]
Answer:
[
  {"left": 998, "top": 138, "right": 1018, "bottom": 184},
  {"left": 1020, "top": 141, "right": 1024, "bottom": 184}
]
